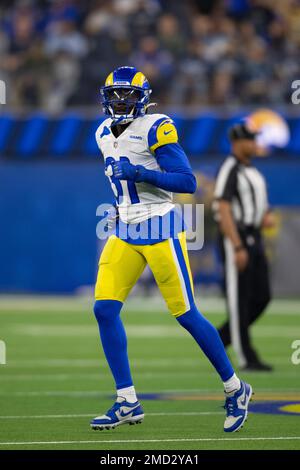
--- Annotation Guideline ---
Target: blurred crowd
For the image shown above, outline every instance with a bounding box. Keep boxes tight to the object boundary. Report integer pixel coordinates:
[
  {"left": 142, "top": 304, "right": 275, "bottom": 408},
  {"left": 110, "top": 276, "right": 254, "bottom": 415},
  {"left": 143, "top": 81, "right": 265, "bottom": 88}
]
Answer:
[{"left": 0, "top": 0, "right": 300, "bottom": 111}]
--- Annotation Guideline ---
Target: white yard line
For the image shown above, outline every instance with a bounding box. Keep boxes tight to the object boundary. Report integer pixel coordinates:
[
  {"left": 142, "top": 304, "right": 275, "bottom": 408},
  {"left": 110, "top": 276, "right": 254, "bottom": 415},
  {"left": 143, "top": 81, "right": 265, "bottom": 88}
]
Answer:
[
  {"left": 1, "top": 368, "right": 299, "bottom": 382},
  {"left": 1, "top": 356, "right": 295, "bottom": 369},
  {"left": 0, "top": 411, "right": 224, "bottom": 420},
  {"left": 0, "top": 437, "right": 300, "bottom": 446},
  {"left": 5, "top": 324, "right": 300, "bottom": 338},
  {"left": 0, "top": 296, "right": 299, "bottom": 315}
]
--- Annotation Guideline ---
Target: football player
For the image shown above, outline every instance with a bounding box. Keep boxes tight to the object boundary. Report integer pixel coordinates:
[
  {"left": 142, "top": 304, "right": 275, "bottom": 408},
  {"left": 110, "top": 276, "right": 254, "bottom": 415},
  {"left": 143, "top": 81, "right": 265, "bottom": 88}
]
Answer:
[{"left": 91, "top": 66, "right": 252, "bottom": 433}]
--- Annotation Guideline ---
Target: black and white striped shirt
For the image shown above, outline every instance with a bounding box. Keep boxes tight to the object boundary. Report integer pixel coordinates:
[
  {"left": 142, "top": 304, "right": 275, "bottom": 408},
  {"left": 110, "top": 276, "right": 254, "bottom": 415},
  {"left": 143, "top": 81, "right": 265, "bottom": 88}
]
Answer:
[{"left": 213, "top": 155, "right": 268, "bottom": 229}]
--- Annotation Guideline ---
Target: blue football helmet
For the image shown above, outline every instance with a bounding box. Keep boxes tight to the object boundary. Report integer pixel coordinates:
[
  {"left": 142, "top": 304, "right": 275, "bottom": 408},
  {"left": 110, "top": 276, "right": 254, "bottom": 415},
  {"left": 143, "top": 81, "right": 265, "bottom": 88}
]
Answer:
[{"left": 100, "top": 66, "right": 152, "bottom": 124}]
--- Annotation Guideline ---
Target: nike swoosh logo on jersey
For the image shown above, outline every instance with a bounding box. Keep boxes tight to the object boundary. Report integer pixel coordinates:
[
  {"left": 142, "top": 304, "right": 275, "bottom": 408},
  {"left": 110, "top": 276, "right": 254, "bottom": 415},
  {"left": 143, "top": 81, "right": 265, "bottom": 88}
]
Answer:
[{"left": 164, "top": 130, "right": 173, "bottom": 135}]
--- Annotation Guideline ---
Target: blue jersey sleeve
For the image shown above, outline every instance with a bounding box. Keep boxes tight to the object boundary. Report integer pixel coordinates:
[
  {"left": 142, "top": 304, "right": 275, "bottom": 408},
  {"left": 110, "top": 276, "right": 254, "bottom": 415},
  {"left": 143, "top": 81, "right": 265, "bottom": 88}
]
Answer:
[
  {"left": 136, "top": 143, "right": 197, "bottom": 194},
  {"left": 155, "top": 142, "right": 193, "bottom": 174}
]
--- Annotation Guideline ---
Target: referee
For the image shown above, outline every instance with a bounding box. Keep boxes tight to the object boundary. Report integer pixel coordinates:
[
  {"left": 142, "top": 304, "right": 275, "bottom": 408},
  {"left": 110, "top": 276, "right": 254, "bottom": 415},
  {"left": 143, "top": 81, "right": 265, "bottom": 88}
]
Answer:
[{"left": 213, "top": 123, "right": 272, "bottom": 371}]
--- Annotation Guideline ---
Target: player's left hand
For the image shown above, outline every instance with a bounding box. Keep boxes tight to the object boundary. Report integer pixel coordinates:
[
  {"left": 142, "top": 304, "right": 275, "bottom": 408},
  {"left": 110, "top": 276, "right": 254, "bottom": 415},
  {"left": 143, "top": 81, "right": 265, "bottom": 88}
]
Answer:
[{"left": 113, "top": 161, "right": 139, "bottom": 181}]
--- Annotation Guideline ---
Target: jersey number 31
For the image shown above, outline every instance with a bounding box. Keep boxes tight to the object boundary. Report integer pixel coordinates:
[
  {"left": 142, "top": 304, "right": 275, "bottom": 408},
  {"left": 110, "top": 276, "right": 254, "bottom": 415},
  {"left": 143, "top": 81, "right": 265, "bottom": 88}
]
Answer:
[{"left": 106, "top": 156, "right": 140, "bottom": 205}]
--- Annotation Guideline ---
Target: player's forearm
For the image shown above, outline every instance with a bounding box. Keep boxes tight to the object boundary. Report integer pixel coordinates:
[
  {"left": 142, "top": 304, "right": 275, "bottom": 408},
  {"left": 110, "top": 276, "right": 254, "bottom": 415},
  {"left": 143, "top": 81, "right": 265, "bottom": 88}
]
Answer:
[
  {"left": 218, "top": 200, "right": 243, "bottom": 248},
  {"left": 145, "top": 142, "right": 197, "bottom": 192},
  {"left": 136, "top": 167, "right": 197, "bottom": 194},
  {"left": 111, "top": 142, "right": 197, "bottom": 193}
]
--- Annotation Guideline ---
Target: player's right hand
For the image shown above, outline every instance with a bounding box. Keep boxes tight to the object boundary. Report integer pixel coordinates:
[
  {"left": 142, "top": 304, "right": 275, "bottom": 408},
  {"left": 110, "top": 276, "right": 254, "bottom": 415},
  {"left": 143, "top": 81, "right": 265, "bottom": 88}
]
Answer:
[
  {"left": 235, "top": 248, "right": 249, "bottom": 272},
  {"left": 113, "top": 161, "right": 138, "bottom": 181}
]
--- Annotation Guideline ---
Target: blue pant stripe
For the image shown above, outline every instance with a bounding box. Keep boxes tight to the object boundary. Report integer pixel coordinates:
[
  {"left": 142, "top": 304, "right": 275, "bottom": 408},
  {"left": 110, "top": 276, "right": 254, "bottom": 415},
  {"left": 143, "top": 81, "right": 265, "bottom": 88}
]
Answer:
[{"left": 173, "top": 237, "right": 194, "bottom": 307}]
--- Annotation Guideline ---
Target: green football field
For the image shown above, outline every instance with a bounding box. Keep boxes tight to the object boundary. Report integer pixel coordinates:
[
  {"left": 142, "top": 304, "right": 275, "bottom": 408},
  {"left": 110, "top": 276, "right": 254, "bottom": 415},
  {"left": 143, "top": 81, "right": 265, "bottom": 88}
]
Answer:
[{"left": 0, "top": 295, "right": 300, "bottom": 450}]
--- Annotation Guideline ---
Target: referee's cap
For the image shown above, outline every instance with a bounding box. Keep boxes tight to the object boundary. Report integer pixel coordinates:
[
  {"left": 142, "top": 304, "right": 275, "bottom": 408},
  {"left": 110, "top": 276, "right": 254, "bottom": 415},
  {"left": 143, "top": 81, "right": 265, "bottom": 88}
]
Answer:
[{"left": 228, "top": 123, "right": 258, "bottom": 141}]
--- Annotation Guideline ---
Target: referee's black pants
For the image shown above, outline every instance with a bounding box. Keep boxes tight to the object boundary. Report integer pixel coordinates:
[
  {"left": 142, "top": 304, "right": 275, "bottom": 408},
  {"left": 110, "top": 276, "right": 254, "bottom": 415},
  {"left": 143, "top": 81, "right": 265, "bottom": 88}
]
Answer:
[{"left": 218, "top": 227, "right": 271, "bottom": 367}]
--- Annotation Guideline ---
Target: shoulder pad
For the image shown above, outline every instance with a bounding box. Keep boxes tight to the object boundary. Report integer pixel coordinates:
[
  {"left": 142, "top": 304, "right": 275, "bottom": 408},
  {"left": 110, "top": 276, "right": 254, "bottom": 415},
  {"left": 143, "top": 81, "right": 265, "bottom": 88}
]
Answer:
[{"left": 147, "top": 115, "right": 178, "bottom": 153}]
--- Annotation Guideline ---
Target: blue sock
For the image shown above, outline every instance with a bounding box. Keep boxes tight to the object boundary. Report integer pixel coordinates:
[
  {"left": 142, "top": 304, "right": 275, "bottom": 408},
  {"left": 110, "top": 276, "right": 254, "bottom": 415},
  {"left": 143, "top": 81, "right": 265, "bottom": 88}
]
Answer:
[
  {"left": 94, "top": 300, "right": 133, "bottom": 389},
  {"left": 176, "top": 302, "right": 234, "bottom": 381}
]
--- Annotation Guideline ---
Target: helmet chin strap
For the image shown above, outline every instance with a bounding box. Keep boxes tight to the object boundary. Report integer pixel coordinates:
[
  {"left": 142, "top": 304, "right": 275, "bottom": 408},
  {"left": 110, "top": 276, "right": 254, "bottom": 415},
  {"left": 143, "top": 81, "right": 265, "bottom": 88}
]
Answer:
[
  {"left": 107, "top": 99, "right": 154, "bottom": 126},
  {"left": 110, "top": 106, "right": 135, "bottom": 126},
  {"left": 112, "top": 115, "right": 134, "bottom": 126}
]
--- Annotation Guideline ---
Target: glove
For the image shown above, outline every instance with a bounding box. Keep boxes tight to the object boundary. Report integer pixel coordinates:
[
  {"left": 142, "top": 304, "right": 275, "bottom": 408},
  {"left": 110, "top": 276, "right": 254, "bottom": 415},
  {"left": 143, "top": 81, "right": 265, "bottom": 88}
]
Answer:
[{"left": 113, "top": 161, "right": 142, "bottom": 181}]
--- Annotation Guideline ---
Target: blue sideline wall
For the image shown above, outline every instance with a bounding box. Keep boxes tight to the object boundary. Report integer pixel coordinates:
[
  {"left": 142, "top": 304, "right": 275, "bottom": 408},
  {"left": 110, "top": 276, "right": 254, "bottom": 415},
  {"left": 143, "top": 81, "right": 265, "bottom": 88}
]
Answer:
[
  {"left": 1, "top": 158, "right": 299, "bottom": 293},
  {"left": 0, "top": 162, "right": 110, "bottom": 293}
]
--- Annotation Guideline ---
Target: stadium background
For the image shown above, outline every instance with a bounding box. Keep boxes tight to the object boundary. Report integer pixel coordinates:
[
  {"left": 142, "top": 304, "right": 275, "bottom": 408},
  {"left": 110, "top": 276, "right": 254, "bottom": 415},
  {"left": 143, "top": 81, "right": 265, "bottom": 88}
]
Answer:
[
  {"left": 1, "top": 0, "right": 300, "bottom": 296},
  {"left": 0, "top": 0, "right": 300, "bottom": 452}
]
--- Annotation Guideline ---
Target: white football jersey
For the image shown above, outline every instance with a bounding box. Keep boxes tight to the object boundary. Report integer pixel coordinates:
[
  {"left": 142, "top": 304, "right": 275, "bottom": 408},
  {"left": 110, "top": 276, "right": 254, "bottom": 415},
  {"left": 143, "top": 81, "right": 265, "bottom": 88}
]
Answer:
[{"left": 95, "top": 113, "right": 178, "bottom": 224}]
